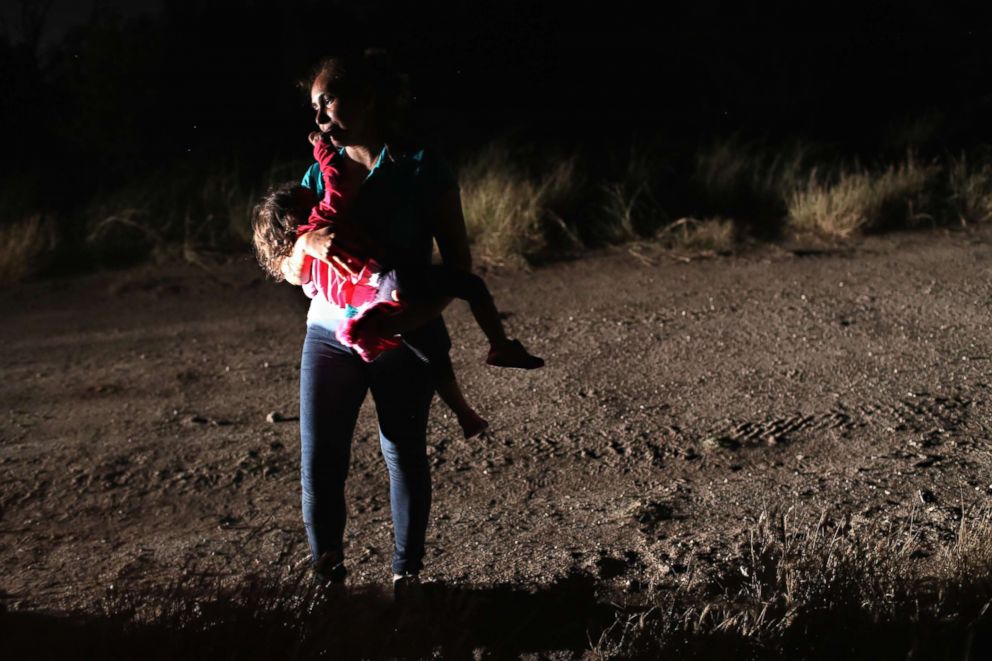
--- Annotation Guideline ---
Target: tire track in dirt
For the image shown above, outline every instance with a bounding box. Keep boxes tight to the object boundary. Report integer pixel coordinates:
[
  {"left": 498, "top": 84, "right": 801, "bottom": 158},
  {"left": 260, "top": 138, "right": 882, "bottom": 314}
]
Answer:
[{"left": 701, "top": 386, "right": 984, "bottom": 449}]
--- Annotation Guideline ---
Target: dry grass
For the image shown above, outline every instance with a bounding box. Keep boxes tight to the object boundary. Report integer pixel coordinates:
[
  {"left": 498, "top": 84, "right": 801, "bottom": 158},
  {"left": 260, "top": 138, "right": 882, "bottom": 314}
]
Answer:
[
  {"left": 599, "top": 181, "right": 643, "bottom": 244},
  {"left": 0, "top": 215, "right": 58, "bottom": 285},
  {"left": 458, "top": 142, "right": 582, "bottom": 266},
  {"left": 949, "top": 156, "right": 992, "bottom": 225},
  {"left": 655, "top": 217, "right": 737, "bottom": 254},
  {"left": 595, "top": 145, "right": 670, "bottom": 244},
  {"left": 5, "top": 143, "right": 992, "bottom": 283},
  {"left": 597, "top": 505, "right": 992, "bottom": 658},
  {"left": 787, "top": 157, "right": 938, "bottom": 238},
  {"left": 694, "top": 139, "right": 802, "bottom": 200},
  {"left": 692, "top": 138, "right": 809, "bottom": 223}
]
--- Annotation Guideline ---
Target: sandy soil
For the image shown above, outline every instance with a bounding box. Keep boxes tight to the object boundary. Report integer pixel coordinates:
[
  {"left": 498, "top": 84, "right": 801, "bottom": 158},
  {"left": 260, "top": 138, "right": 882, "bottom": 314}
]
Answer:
[{"left": 2, "top": 227, "right": 991, "bottom": 618}]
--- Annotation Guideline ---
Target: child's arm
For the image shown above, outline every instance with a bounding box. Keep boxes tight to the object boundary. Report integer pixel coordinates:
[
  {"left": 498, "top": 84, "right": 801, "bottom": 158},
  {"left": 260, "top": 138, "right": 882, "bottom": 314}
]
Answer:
[
  {"left": 307, "top": 131, "right": 379, "bottom": 267},
  {"left": 309, "top": 132, "right": 343, "bottom": 216}
]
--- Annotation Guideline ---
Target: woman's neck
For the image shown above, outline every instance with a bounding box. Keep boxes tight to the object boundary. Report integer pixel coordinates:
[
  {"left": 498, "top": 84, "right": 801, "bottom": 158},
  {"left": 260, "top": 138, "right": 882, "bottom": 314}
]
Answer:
[{"left": 345, "top": 140, "right": 386, "bottom": 172}]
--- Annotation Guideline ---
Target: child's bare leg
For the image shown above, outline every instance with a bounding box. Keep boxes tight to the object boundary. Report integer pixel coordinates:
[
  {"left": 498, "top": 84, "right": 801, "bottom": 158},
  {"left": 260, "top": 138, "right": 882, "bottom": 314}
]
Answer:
[
  {"left": 466, "top": 292, "right": 510, "bottom": 347},
  {"left": 436, "top": 268, "right": 544, "bottom": 370},
  {"left": 435, "top": 376, "right": 488, "bottom": 439}
]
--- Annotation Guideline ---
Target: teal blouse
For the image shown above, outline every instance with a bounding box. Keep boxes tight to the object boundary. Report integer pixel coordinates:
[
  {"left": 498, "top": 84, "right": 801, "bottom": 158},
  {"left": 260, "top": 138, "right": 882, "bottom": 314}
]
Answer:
[{"left": 300, "top": 143, "right": 458, "bottom": 268}]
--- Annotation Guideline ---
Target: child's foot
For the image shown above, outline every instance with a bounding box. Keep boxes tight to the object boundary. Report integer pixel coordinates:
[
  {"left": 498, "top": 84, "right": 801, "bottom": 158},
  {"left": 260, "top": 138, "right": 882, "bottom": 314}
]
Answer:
[
  {"left": 486, "top": 339, "right": 544, "bottom": 369},
  {"left": 457, "top": 410, "right": 489, "bottom": 439},
  {"left": 337, "top": 302, "right": 404, "bottom": 362}
]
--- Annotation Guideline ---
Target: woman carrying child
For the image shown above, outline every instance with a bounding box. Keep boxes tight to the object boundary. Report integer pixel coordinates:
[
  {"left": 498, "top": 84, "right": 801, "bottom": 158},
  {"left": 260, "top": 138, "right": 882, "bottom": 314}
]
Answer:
[{"left": 251, "top": 52, "right": 541, "bottom": 588}]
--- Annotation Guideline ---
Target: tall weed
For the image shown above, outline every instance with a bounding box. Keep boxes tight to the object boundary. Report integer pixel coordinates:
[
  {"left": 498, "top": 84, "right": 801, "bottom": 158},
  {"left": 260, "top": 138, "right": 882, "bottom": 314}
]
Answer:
[
  {"left": 787, "top": 157, "right": 937, "bottom": 238},
  {"left": 458, "top": 143, "right": 582, "bottom": 266},
  {"left": 949, "top": 155, "right": 992, "bottom": 225}
]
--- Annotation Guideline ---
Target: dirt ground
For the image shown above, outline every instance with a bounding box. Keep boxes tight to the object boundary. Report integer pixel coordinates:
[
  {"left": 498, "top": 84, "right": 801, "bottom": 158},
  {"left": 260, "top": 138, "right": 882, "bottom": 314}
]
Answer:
[{"left": 2, "top": 226, "right": 991, "bottom": 623}]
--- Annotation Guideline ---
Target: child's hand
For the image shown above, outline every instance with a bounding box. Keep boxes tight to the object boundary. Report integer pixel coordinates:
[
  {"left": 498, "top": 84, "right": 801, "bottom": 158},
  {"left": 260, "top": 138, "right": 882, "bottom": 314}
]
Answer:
[{"left": 309, "top": 131, "right": 333, "bottom": 147}]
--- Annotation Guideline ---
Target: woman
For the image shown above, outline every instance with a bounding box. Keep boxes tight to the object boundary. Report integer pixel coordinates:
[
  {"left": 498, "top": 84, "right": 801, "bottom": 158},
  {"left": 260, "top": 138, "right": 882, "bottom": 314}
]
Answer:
[{"left": 279, "top": 52, "right": 472, "bottom": 587}]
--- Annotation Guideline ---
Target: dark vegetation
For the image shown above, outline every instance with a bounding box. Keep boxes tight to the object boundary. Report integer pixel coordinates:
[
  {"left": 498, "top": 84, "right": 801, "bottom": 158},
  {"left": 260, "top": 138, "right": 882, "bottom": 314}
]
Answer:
[{"left": 1, "top": 1, "right": 991, "bottom": 281}]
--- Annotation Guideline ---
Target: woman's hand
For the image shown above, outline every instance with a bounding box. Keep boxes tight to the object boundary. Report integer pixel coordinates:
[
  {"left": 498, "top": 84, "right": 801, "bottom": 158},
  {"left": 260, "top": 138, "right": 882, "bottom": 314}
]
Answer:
[
  {"left": 301, "top": 227, "right": 362, "bottom": 279},
  {"left": 300, "top": 226, "right": 336, "bottom": 263}
]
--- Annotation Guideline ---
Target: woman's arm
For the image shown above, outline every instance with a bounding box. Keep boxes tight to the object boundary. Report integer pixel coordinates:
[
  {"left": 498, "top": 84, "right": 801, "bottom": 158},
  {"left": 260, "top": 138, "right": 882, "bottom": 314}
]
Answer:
[{"left": 433, "top": 188, "right": 472, "bottom": 271}]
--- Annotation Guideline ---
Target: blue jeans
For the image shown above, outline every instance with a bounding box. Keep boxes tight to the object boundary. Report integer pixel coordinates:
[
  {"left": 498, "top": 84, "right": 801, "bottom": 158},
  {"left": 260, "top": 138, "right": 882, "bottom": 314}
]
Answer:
[{"left": 299, "top": 321, "right": 439, "bottom": 575}]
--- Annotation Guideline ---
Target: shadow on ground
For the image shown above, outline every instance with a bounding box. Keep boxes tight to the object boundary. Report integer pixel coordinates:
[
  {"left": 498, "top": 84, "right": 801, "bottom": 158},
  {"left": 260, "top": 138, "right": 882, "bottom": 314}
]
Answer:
[
  {"left": 0, "top": 572, "right": 617, "bottom": 660},
  {"left": 6, "top": 569, "right": 992, "bottom": 659}
]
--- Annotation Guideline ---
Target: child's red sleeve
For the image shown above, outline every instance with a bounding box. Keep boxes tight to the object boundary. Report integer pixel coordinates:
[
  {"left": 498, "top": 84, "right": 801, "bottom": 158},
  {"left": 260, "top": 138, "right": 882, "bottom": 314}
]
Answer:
[
  {"left": 313, "top": 138, "right": 337, "bottom": 173},
  {"left": 312, "top": 139, "right": 343, "bottom": 217}
]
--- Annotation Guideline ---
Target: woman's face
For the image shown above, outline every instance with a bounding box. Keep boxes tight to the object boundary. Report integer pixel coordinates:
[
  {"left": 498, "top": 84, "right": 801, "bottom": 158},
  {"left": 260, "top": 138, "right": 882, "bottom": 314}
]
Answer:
[{"left": 310, "top": 73, "right": 374, "bottom": 147}]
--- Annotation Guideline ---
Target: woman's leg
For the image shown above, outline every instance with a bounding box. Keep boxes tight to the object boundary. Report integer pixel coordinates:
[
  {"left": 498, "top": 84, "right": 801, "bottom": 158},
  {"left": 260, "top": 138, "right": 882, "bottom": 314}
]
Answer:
[
  {"left": 299, "top": 324, "right": 369, "bottom": 576},
  {"left": 368, "top": 323, "right": 439, "bottom": 576}
]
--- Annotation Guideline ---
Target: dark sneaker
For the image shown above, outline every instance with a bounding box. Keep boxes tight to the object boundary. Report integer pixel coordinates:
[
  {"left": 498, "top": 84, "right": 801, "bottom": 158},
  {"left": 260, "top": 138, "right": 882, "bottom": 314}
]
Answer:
[
  {"left": 313, "top": 550, "right": 347, "bottom": 586},
  {"left": 486, "top": 339, "right": 544, "bottom": 369},
  {"left": 392, "top": 571, "right": 422, "bottom": 604}
]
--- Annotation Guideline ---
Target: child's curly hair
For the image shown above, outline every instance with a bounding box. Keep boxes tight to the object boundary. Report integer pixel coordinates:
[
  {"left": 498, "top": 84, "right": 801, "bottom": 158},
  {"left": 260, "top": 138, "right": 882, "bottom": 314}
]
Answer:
[{"left": 251, "top": 183, "right": 316, "bottom": 281}]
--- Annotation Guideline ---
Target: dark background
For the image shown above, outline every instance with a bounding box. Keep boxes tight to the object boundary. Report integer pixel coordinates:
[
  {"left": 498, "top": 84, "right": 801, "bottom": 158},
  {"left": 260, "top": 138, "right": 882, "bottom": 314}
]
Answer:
[{"left": 1, "top": 0, "right": 989, "bottom": 239}]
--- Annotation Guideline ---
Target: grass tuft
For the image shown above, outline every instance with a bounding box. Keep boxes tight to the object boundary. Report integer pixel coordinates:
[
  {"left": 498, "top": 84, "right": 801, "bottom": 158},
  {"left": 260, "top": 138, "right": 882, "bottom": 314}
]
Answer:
[
  {"left": 0, "top": 215, "right": 58, "bottom": 285},
  {"left": 949, "top": 155, "right": 992, "bottom": 226},
  {"left": 787, "top": 157, "right": 938, "bottom": 238},
  {"left": 458, "top": 143, "right": 582, "bottom": 266}
]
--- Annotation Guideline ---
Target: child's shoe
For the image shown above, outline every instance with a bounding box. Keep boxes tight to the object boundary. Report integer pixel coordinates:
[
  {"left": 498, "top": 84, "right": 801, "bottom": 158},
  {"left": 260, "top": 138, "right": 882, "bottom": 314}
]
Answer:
[
  {"left": 458, "top": 410, "right": 489, "bottom": 439},
  {"left": 486, "top": 339, "right": 544, "bottom": 369}
]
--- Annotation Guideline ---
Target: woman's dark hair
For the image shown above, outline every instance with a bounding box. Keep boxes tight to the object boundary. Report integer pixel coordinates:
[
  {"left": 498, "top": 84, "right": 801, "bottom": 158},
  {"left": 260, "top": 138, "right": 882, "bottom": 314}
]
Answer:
[
  {"left": 302, "top": 49, "right": 411, "bottom": 137},
  {"left": 251, "top": 183, "right": 315, "bottom": 281}
]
